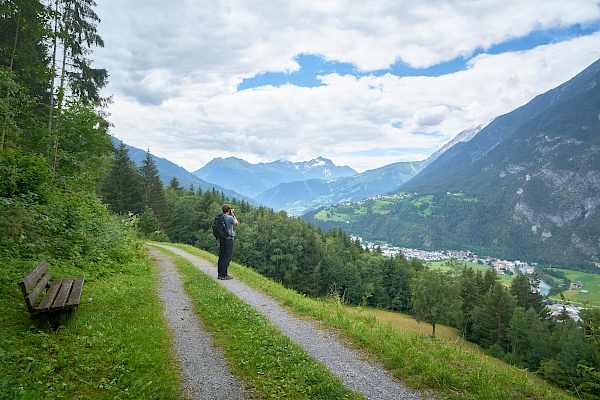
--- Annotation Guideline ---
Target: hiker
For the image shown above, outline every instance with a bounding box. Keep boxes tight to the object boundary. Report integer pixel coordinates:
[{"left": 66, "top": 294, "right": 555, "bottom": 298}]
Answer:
[{"left": 217, "top": 204, "right": 238, "bottom": 280}]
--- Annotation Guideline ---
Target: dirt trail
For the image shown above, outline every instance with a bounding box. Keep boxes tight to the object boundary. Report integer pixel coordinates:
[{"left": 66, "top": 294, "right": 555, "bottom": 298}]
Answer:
[{"left": 150, "top": 244, "right": 425, "bottom": 400}]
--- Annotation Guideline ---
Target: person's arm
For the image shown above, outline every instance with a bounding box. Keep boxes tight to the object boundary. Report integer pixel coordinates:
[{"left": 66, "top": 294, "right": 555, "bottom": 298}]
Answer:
[{"left": 231, "top": 210, "right": 239, "bottom": 226}]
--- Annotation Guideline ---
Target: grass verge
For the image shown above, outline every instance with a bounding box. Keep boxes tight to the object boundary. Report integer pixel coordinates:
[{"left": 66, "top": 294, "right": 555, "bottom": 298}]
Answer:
[
  {"left": 0, "top": 257, "right": 180, "bottom": 400},
  {"left": 169, "top": 243, "right": 574, "bottom": 400},
  {"left": 152, "top": 244, "right": 365, "bottom": 400}
]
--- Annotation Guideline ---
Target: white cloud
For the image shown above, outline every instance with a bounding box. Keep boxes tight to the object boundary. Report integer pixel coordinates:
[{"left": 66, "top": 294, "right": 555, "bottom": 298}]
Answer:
[{"left": 93, "top": 0, "right": 600, "bottom": 172}]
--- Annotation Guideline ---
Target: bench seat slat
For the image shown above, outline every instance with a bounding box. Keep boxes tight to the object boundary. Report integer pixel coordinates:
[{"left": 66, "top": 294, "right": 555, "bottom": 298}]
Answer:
[
  {"left": 66, "top": 276, "right": 85, "bottom": 308},
  {"left": 51, "top": 277, "right": 73, "bottom": 309},
  {"left": 35, "top": 278, "right": 63, "bottom": 312}
]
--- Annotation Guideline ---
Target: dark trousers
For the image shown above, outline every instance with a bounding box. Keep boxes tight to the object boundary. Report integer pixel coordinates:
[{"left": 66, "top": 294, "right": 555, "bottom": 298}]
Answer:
[{"left": 218, "top": 237, "right": 234, "bottom": 277}]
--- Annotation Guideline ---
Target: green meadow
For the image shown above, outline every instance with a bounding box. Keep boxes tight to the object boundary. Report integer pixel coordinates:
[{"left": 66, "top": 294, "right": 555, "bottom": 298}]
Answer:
[{"left": 550, "top": 268, "right": 600, "bottom": 308}]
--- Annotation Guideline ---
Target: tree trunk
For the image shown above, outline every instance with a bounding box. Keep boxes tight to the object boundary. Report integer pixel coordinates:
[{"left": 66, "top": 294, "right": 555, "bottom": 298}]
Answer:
[
  {"left": 2, "top": 0, "right": 23, "bottom": 149},
  {"left": 48, "top": 0, "right": 59, "bottom": 132},
  {"left": 52, "top": 38, "right": 68, "bottom": 179}
]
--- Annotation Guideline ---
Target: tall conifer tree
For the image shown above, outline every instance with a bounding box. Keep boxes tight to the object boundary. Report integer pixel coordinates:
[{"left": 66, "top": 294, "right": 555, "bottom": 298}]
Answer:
[
  {"left": 99, "top": 142, "right": 142, "bottom": 214},
  {"left": 139, "top": 150, "right": 166, "bottom": 224}
]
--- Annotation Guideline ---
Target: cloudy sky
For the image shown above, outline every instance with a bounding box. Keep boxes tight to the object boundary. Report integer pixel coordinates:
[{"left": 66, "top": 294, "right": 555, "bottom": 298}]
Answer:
[{"left": 93, "top": 0, "right": 600, "bottom": 173}]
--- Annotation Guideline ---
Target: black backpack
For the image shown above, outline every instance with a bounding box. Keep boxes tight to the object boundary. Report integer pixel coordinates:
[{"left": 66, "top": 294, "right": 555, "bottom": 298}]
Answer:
[{"left": 212, "top": 214, "right": 229, "bottom": 239}]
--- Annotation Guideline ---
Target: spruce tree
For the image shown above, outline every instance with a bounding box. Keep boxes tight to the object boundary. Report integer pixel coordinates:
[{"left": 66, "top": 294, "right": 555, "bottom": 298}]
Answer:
[
  {"left": 459, "top": 266, "right": 481, "bottom": 338},
  {"left": 508, "top": 307, "right": 529, "bottom": 357},
  {"left": 99, "top": 142, "right": 143, "bottom": 214},
  {"left": 139, "top": 150, "right": 166, "bottom": 225},
  {"left": 510, "top": 273, "right": 546, "bottom": 315},
  {"left": 479, "top": 283, "right": 515, "bottom": 350},
  {"left": 168, "top": 176, "right": 181, "bottom": 191}
]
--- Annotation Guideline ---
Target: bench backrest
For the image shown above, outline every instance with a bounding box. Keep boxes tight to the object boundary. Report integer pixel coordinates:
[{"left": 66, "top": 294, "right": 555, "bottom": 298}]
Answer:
[{"left": 18, "top": 260, "right": 52, "bottom": 313}]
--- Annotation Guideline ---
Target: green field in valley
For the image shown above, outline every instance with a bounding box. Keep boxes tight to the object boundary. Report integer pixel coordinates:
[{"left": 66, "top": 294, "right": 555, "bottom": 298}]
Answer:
[{"left": 550, "top": 268, "right": 600, "bottom": 308}]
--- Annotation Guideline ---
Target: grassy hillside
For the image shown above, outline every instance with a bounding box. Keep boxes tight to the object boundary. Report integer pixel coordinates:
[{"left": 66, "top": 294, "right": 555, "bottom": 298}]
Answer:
[
  {"left": 0, "top": 248, "right": 181, "bottom": 399},
  {"left": 1, "top": 231, "right": 578, "bottom": 399}
]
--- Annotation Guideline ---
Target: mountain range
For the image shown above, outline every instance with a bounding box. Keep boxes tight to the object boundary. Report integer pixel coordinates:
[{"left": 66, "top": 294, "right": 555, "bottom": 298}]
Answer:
[
  {"left": 116, "top": 58, "right": 600, "bottom": 266},
  {"left": 120, "top": 137, "right": 427, "bottom": 214},
  {"left": 112, "top": 137, "right": 258, "bottom": 205},
  {"left": 305, "top": 58, "right": 600, "bottom": 267},
  {"left": 192, "top": 156, "right": 357, "bottom": 198},
  {"left": 254, "top": 161, "right": 423, "bottom": 215}
]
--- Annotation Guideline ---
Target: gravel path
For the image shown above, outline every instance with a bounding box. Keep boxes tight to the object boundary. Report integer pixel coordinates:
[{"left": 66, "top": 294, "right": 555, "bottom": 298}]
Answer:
[
  {"left": 149, "top": 247, "right": 246, "bottom": 400},
  {"left": 150, "top": 244, "right": 425, "bottom": 400}
]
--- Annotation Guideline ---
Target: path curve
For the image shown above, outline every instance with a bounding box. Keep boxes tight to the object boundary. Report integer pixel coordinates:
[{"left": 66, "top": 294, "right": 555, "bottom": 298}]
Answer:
[
  {"left": 151, "top": 244, "right": 425, "bottom": 400},
  {"left": 149, "top": 247, "right": 247, "bottom": 400}
]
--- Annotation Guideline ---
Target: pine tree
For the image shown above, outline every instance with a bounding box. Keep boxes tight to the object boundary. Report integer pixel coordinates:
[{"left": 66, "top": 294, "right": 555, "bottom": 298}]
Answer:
[
  {"left": 0, "top": 0, "right": 51, "bottom": 150},
  {"left": 47, "top": 0, "right": 108, "bottom": 177},
  {"left": 99, "top": 142, "right": 143, "bottom": 214},
  {"left": 139, "top": 150, "right": 166, "bottom": 225},
  {"left": 168, "top": 176, "right": 181, "bottom": 191},
  {"left": 510, "top": 273, "right": 546, "bottom": 315},
  {"left": 524, "top": 306, "right": 550, "bottom": 369},
  {"left": 508, "top": 307, "right": 529, "bottom": 357},
  {"left": 459, "top": 266, "right": 481, "bottom": 338},
  {"left": 479, "top": 283, "right": 515, "bottom": 350}
]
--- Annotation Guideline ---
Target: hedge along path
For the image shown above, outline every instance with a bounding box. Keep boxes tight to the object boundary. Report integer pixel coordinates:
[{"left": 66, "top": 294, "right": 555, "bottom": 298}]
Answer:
[
  {"left": 151, "top": 244, "right": 424, "bottom": 400},
  {"left": 148, "top": 247, "right": 247, "bottom": 400}
]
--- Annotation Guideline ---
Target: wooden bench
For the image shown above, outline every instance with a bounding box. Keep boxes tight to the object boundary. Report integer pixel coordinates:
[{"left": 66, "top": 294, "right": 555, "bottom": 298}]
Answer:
[{"left": 18, "top": 260, "right": 84, "bottom": 324}]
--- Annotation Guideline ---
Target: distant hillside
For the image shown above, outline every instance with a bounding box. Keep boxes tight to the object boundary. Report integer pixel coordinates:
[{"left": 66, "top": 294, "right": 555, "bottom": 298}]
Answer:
[
  {"left": 257, "top": 160, "right": 423, "bottom": 215},
  {"left": 305, "top": 59, "right": 600, "bottom": 267},
  {"left": 111, "top": 138, "right": 255, "bottom": 203},
  {"left": 193, "top": 156, "right": 356, "bottom": 198}
]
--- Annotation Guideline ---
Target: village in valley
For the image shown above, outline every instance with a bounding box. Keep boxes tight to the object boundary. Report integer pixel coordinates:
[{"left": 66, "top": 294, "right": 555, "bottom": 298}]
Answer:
[
  {"left": 350, "top": 235, "right": 586, "bottom": 321},
  {"left": 351, "top": 233, "right": 533, "bottom": 271}
]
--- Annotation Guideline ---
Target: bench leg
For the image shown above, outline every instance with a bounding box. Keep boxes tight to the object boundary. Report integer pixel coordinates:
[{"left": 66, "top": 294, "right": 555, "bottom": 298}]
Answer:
[{"left": 58, "top": 312, "right": 67, "bottom": 326}]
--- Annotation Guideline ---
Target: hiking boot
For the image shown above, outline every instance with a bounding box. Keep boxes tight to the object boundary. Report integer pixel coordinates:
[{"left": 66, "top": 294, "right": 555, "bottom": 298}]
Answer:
[{"left": 218, "top": 275, "right": 233, "bottom": 280}]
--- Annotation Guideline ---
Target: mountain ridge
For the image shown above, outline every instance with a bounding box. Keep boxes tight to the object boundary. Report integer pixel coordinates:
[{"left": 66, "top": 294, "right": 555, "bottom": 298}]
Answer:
[
  {"left": 306, "top": 58, "right": 600, "bottom": 266},
  {"left": 111, "top": 138, "right": 257, "bottom": 204},
  {"left": 193, "top": 156, "right": 357, "bottom": 198},
  {"left": 257, "top": 160, "right": 423, "bottom": 214}
]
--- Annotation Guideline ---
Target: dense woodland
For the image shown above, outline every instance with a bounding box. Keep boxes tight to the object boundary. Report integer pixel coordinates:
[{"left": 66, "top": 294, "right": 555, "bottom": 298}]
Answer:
[{"left": 2, "top": 1, "right": 600, "bottom": 397}]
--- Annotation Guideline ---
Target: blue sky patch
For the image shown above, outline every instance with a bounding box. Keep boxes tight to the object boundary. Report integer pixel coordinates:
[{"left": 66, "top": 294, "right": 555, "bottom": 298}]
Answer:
[{"left": 237, "top": 25, "right": 599, "bottom": 91}]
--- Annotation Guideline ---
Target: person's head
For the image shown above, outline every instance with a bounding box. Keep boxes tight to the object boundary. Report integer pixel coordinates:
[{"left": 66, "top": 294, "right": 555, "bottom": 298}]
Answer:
[{"left": 222, "top": 204, "right": 232, "bottom": 214}]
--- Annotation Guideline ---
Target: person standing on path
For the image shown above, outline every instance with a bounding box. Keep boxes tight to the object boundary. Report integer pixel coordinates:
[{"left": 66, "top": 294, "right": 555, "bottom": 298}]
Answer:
[{"left": 218, "top": 204, "right": 238, "bottom": 280}]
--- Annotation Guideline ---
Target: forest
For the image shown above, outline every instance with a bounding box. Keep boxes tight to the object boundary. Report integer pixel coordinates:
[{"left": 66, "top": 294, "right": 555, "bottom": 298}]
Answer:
[{"left": 1, "top": 0, "right": 600, "bottom": 397}]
